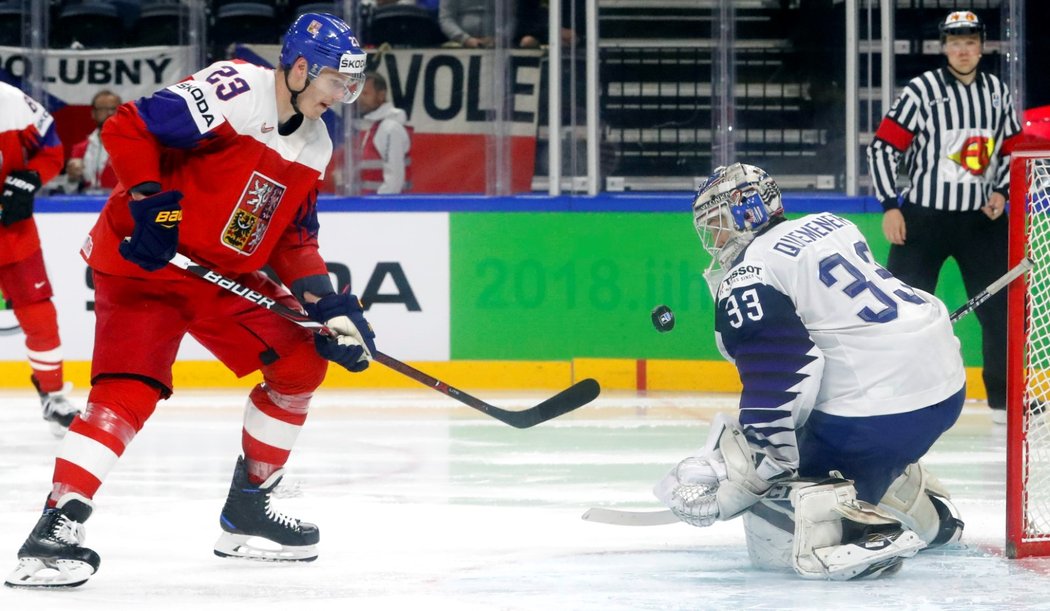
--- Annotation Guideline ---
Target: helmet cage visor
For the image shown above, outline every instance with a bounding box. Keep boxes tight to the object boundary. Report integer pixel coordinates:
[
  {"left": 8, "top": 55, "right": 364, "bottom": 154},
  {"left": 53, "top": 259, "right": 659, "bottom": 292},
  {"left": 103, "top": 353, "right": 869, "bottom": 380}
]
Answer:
[
  {"left": 694, "top": 204, "right": 754, "bottom": 296},
  {"left": 693, "top": 182, "right": 770, "bottom": 257},
  {"left": 308, "top": 65, "right": 365, "bottom": 104}
]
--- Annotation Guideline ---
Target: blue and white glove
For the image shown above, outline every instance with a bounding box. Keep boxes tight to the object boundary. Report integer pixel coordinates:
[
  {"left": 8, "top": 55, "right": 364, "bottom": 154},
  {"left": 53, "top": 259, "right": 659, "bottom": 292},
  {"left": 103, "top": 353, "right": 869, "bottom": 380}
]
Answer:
[
  {"left": 304, "top": 291, "right": 377, "bottom": 373},
  {"left": 119, "top": 190, "right": 183, "bottom": 271}
]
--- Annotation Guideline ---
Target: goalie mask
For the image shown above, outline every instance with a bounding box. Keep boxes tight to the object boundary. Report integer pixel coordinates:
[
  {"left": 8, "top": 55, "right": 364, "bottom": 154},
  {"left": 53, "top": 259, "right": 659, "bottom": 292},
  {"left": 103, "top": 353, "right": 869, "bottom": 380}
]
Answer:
[{"left": 692, "top": 163, "right": 783, "bottom": 294}]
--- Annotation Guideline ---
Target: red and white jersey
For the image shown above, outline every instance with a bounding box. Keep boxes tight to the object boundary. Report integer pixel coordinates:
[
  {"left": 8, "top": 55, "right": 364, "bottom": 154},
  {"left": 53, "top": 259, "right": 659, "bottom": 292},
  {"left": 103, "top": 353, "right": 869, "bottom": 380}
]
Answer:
[
  {"left": 83, "top": 60, "right": 333, "bottom": 285},
  {"left": 0, "top": 81, "right": 64, "bottom": 266}
]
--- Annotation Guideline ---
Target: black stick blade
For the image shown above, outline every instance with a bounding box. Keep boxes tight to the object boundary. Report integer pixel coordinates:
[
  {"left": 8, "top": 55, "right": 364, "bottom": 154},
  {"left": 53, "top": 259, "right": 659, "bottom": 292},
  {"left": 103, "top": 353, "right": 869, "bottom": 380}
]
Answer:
[{"left": 503, "top": 378, "right": 601, "bottom": 429}]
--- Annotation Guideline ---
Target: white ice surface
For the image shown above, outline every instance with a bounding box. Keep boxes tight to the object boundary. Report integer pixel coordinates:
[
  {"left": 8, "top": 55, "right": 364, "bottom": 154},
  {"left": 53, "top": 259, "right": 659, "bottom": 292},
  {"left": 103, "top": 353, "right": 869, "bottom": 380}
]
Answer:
[{"left": 1, "top": 388, "right": 1048, "bottom": 610}]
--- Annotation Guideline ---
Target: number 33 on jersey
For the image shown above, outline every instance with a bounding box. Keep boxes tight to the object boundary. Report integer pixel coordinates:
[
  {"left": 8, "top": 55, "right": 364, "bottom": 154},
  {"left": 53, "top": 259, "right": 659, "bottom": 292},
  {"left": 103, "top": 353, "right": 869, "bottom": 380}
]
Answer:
[{"left": 712, "top": 212, "right": 965, "bottom": 419}]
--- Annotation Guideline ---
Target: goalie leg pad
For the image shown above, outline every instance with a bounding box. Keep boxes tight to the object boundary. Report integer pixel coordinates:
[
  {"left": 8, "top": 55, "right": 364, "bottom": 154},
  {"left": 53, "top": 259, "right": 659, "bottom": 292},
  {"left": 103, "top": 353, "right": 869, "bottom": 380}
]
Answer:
[
  {"left": 792, "top": 479, "right": 923, "bottom": 580},
  {"left": 878, "top": 462, "right": 964, "bottom": 549},
  {"left": 742, "top": 482, "right": 804, "bottom": 572}
]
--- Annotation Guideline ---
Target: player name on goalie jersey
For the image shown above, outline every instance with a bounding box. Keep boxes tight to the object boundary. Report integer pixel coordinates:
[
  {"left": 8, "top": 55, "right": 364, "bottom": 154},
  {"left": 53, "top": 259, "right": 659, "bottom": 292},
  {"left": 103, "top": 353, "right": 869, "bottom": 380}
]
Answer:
[{"left": 771, "top": 213, "right": 852, "bottom": 257}]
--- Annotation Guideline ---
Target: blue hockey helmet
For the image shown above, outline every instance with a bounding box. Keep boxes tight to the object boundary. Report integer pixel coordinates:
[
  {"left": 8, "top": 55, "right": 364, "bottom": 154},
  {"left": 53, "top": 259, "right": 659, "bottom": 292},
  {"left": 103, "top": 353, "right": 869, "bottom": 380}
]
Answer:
[
  {"left": 939, "top": 11, "right": 985, "bottom": 44},
  {"left": 279, "top": 13, "right": 367, "bottom": 103},
  {"left": 692, "top": 163, "right": 783, "bottom": 293}
]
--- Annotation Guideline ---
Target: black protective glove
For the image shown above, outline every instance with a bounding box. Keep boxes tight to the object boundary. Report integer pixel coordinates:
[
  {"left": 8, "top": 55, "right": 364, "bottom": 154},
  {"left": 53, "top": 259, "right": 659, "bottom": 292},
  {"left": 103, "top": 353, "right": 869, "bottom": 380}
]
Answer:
[
  {"left": 304, "top": 291, "right": 377, "bottom": 373},
  {"left": 119, "top": 190, "right": 183, "bottom": 271},
  {"left": 0, "top": 170, "right": 41, "bottom": 227}
]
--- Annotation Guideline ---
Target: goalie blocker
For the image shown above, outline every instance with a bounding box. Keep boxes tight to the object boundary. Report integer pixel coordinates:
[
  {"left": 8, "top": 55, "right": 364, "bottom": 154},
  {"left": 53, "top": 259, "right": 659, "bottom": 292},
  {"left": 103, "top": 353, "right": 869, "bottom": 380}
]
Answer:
[{"left": 654, "top": 415, "right": 960, "bottom": 580}]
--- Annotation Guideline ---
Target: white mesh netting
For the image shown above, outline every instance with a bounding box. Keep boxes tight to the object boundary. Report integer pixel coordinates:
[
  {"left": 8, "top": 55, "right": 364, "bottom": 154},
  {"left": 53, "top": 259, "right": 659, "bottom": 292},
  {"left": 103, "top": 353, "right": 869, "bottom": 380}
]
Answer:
[{"left": 1022, "top": 157, "right": 1050, "bottom": 542}]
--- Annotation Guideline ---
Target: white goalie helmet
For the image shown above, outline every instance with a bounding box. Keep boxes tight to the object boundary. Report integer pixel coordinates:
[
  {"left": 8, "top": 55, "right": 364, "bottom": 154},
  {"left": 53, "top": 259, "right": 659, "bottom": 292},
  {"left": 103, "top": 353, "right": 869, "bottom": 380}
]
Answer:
[{"left": 692, "top": 163, "right": 783, "bottom": 292}]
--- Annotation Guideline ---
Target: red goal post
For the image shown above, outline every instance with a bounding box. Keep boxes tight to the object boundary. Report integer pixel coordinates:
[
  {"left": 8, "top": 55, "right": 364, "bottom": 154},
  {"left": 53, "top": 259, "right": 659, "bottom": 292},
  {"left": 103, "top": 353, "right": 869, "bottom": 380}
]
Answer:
[{"left": 1007, "top": 142, "right": 1050, "bottom": 558}]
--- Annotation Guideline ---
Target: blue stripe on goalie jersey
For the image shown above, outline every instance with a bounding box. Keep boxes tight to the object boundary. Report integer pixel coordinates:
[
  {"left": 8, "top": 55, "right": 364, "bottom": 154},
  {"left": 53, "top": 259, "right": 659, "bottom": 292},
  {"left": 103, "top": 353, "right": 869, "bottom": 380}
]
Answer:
[
  {"left": 716, "top": 282, "right": 817, "bottom": 455},
  {"left": 135, "top": 89, "right": 218, "bottom": 149}
]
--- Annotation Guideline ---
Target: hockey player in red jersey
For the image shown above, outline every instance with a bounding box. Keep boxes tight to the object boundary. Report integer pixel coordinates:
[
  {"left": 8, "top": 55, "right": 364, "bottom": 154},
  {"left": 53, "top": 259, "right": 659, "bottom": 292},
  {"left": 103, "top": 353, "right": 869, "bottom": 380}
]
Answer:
[
  {"left": 0, "top": 81, "right": 81, "bottom": 436},
  {"left": 5, "top": 13, "right": 373, "bottom": 588}
]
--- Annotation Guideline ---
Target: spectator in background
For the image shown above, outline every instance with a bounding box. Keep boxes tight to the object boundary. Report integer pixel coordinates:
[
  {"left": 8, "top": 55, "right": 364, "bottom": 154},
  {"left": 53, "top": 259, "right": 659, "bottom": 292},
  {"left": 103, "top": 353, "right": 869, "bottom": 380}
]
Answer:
[
  {"left": 515, "top": 0, "right": 577, "bottom": 49},
  {"left": 867, "top": 11, "right": 1022, "bottom": 424},
  {"left": 357, "top": 72, "right": 412, "bottom": 194},
  {"left": 0, "top": 80, "right": 81, "bottom": 435},
  {"left": 441, "top": 0, "right": 572, "bottom": 49},
  {"left": 439, "top": 0, "right": 502, "bottom": 48},
  {"left": 70, "top": 90, "right": 122, "bottom": 194}
]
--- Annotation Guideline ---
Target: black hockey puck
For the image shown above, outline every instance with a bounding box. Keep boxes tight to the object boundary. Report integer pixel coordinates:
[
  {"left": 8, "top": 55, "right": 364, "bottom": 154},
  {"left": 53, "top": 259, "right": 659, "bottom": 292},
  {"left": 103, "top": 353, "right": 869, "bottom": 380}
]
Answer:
[{"left": 651, "top": 305, "right": 675, "bottom": 333}]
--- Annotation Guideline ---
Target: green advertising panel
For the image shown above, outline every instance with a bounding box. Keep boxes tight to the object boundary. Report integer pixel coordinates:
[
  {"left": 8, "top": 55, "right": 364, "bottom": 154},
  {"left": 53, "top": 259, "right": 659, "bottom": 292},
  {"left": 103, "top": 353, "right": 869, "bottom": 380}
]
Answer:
[{"left": 450, "top": 212, "right": 984, "bottom": 365}]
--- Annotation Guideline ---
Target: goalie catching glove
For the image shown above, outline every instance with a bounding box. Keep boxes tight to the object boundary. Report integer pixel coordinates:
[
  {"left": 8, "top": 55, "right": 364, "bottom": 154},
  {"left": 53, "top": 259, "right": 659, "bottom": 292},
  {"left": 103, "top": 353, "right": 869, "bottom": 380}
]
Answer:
[
  {"left": 304, "top": 291, "right": 376, "bottom": 372},
  {"left": 654, "top": 412, "right": 793, "bottom": 526},
  {"left": 0, "top": 170, "right": 41, "bottom": 227}
]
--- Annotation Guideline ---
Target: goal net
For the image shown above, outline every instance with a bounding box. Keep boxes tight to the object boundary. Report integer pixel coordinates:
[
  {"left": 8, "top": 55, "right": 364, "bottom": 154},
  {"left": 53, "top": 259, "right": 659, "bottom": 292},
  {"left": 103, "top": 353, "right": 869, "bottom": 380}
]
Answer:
[{"left": 1007, "top": 145, "right": 1050, "bottom": 558}]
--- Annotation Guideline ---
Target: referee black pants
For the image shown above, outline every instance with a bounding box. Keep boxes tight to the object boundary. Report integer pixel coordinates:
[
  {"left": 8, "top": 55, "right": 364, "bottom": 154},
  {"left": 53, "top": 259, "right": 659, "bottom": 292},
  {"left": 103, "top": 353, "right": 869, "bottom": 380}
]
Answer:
[{"left": 886, "top": 205, "right": 1009, "bottom": 409}]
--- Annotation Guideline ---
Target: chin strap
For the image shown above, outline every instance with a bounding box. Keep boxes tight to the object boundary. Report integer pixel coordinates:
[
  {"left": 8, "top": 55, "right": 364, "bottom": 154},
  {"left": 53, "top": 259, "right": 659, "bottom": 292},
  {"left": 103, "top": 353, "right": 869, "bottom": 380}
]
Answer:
[{"left": 283, "top": 69, "right": 308, "bottom": 123}]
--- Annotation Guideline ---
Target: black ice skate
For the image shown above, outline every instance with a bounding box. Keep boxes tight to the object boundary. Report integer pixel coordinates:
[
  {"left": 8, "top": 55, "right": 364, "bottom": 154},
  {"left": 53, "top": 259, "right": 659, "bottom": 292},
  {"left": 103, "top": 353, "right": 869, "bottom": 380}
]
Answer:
[
  {"left": 214, "top": 456, "right": 319, "bottom": 562},
  {"left": 4, "top": 493, "right": 100, "bottom": 588},
  {"left": 32, "top": 377, "right": 81, "bottom": 437}
]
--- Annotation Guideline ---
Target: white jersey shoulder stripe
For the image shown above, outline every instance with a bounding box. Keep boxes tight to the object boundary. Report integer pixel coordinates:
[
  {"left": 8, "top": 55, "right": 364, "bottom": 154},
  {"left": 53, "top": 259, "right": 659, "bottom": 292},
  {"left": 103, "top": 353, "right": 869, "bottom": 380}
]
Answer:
[{"left": 0, "top": 83, "right": 53, "bottom": 136}]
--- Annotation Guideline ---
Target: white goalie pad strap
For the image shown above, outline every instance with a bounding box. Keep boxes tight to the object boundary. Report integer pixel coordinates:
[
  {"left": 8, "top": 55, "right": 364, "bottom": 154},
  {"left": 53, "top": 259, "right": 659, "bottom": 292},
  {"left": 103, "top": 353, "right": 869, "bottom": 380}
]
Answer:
[
  {"left": 792, "top": 479, "right": 923, "bottom": 580},
  {"left": 878, "top": 462, "right": 954, "bottom": 546}
]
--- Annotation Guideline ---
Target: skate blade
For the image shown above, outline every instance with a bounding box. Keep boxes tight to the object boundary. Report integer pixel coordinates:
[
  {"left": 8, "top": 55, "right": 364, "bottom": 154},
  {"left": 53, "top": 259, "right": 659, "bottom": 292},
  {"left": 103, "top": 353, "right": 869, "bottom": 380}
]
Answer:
[
  {"left": 213, "top": 533, "right": 317, "bottom": 562},
  {"left": 4, "top": 557, "right": 95, "bottom": 588}
]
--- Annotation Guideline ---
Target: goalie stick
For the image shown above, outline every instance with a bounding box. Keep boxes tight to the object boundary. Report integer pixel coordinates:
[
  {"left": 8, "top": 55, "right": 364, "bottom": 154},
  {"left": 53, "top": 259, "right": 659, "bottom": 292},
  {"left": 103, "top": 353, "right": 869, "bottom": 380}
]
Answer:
[
  {"left": 949, "top": 257, "right": 1034, "bottom": 323},
  {"left": 581, "top": 507, "right": 678, "bottom": 526},
  {"left": 167, "top": 252, "right": 600, "bottom": 429}
]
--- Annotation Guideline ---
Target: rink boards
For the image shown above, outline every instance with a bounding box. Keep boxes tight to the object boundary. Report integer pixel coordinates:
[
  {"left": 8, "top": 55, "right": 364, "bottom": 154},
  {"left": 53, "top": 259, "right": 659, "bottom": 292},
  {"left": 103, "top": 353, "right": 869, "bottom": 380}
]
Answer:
[{"left": 0, "top": 202, "right": 992, "bottom": 396}]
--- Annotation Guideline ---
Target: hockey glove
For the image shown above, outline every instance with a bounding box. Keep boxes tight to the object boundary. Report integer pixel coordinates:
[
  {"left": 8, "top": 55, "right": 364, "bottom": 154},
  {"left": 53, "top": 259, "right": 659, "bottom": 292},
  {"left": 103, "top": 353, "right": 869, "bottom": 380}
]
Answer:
[
  {"left": 0, "top": 170, "right": 41, "bottom": 226},
  {"left": 654, "top": 413, "right": 791, "bottom": 527},
  {"left": 119, "top": 190, "right": 183, "bottom": 272},
  {"left": 305, "top": 291, "right": 377, "bottom": 373}
]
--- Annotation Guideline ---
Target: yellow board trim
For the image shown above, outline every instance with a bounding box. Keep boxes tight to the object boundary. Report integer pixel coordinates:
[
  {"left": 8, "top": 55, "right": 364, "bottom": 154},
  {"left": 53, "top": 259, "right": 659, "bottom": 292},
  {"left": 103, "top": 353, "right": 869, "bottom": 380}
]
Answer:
[{"left": 0, "top": 359, "right": 989, "bottom": 400}]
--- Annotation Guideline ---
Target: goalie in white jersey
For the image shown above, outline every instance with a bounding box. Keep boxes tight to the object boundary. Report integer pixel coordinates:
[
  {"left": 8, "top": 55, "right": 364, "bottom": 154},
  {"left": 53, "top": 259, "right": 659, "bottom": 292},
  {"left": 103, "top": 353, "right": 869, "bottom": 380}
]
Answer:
[{"left": 654, "top": 163, "right": 967, "bottom": 579}]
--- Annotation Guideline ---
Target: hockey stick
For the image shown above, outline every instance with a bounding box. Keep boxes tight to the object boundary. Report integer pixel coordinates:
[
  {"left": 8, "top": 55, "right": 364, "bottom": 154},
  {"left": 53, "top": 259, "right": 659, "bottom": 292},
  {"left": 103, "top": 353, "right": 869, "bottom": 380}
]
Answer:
[
  {"left": 949, "top": 257, "right": 1034, "bottom": 323},
  {"left": 167, "top": 252, "right": 600, "bottom": 429},
  {"left": 581, "top": 507, "right": 678, "bottom": 526}
]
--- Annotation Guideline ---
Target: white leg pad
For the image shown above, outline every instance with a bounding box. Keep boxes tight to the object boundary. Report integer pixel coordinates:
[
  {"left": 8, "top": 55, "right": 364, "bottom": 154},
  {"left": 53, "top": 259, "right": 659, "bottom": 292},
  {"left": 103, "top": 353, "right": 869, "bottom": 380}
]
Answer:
[
  {"left": 792, "top": 480, "right": 923, "bottom": 580},
  {"left": 742, "top": 483, "right": 797, "bottom": 572},
  {"left": 878, "top": 462, "right": 963, "bottom": 548}
]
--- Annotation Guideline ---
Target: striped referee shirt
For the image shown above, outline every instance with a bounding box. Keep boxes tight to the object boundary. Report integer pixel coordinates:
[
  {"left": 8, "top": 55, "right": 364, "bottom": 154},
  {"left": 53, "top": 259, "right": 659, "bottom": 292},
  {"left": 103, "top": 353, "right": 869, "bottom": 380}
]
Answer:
[{"left": 868, "top": 67, "right": 1023, "bottom": 212}]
